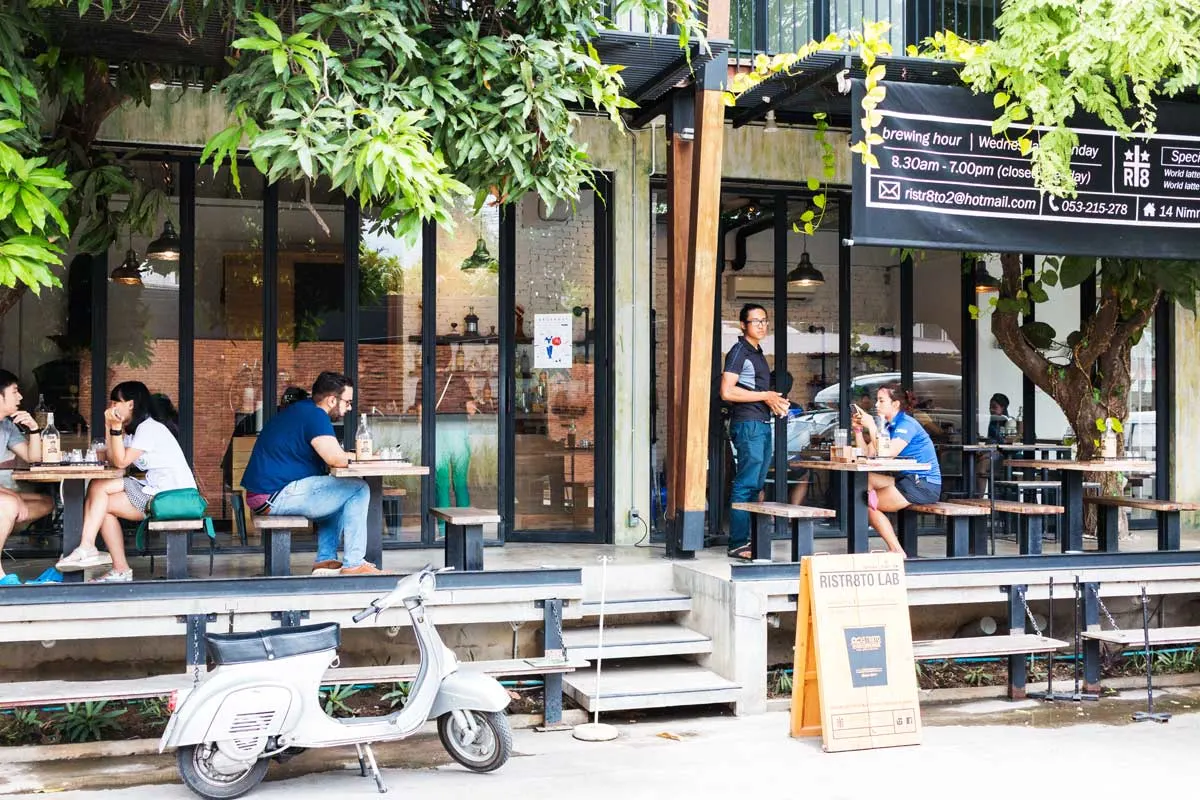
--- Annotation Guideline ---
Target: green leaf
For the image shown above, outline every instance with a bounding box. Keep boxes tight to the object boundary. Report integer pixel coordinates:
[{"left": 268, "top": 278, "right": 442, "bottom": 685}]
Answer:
[
  {"left": 806, "top": 177, "right": 820, "bottom": 191},
  {"left": 1020, "top": 321, "right": 1057, "bottom": 350},
  {"left": 1059, "top": 256, "right": 1096, "bottom": 289}
]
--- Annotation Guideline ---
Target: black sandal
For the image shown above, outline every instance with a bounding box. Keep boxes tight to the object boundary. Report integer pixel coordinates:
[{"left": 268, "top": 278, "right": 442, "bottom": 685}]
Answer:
[{"left": 727, "top": 544, "right": 753, "bottom": 561}]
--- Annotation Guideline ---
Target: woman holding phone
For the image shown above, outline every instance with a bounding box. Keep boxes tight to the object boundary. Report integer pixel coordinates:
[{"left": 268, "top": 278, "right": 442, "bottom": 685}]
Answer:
[
  {"left": 56, "top": 381, "right": 195, "bottom": 582},
  {"left": 851, "top": 384, "right": 942, "bottom": 555}
]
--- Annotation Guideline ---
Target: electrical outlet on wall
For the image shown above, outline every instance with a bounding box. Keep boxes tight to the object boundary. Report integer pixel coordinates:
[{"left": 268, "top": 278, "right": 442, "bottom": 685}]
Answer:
[{"left": 627, "top": 509, "right": 641, "bottom": 527}]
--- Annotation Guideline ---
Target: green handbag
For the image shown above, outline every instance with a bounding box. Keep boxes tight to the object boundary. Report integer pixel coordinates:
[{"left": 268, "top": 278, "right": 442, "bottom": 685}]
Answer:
[{"left": 135, "top": 487, "right": 215, "bottom": 552}]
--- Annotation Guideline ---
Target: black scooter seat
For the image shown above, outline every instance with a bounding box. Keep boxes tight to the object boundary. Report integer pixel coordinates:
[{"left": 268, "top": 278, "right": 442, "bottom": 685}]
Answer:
[{"left": 206, "top": 623, "right": 341, "bottom": 665}]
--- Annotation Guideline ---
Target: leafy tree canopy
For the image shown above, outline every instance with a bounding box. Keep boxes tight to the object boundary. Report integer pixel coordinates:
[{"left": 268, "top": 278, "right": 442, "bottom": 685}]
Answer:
[{"left": 0, "top": 0, "right": 702, "bottom": 294}]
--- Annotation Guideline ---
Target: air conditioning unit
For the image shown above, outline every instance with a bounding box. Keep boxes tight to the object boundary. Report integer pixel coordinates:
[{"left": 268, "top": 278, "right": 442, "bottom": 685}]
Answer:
[{"left": 726, "top": 274, "right": 816, "bottom": 300}]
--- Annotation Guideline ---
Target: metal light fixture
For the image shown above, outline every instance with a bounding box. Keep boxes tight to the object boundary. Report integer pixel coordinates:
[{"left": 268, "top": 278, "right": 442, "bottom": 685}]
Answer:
[
  {"left": 110, "top": 248, "right": 146, "bottom": 286},
  {"left": 764, "top": 109, "right": 779, "bottom": 133},
  {"left": 787, "top": 249, "right": 825, "bottom": 287},
  {"left": 973, "top": 259, "right": 1001, "bottom": 294},
  {"left": 146, "top": 219, "right": 181, "bottom": 261},
  {"left": 460, "top": 237, "right": 499, "bottom": 273}
]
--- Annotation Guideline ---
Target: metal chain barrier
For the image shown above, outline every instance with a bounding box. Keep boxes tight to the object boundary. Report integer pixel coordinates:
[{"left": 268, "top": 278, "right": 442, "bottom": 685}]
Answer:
[{"left": 1018, "top": 586, "right": 1044, "bottom": 637}]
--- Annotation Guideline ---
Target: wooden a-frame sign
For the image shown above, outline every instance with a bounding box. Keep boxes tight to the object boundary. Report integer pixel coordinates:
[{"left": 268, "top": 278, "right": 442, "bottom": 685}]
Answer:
[{"left": 790, "top": 552, "right": 922, "bottom": 752}]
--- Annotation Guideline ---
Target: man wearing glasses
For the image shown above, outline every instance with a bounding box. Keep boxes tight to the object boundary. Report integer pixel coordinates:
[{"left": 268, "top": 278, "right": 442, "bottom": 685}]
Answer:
[
  {"left": 720, "top": 304, "right": 790, "bottom": 560},
  {"left": 242, "top": 371, "right": 383, "bottom": 576}
]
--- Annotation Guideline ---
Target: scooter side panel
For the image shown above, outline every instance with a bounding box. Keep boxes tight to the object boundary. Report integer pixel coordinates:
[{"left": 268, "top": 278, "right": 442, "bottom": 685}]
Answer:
[{"left": 427, "top": 670, "right": 512, "bottom": 719}]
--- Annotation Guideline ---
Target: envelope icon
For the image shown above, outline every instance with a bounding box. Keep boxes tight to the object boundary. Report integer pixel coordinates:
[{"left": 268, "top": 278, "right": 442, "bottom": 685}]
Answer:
[{"left": 878, "top": 180, "right": 901, "bottom": 200}]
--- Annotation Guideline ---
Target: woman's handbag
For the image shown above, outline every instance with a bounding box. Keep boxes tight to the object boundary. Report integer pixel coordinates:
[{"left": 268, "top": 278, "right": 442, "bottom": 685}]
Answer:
[{"left": 134, "top": 488, "right": 216, "bottom": 569}]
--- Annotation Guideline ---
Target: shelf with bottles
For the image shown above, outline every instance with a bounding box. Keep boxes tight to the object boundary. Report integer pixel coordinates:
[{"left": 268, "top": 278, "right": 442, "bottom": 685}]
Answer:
[{"left": 408, "top": 334, "right": 500, "bottom": 345}]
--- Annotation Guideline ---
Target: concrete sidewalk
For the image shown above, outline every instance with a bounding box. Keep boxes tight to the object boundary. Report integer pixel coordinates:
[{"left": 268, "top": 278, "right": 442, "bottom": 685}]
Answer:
[{"left": 7, "top": 697, "right": 1198, "bottom": 799}]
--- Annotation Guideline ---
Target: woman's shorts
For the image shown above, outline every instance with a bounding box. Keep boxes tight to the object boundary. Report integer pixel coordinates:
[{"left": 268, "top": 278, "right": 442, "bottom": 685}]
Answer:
[
  {"left": 896, "top": 474, "right": 941, "bottom": 505},
  {"left": 123, "top": 478, "right": 151, "bottom": 514}
]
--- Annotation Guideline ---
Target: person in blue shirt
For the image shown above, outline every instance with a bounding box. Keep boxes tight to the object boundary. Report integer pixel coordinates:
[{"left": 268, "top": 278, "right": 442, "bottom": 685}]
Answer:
[
  {"left": 242, "top": 372, "right": 381, "bottom": 576},
  {"left": 851, "top": 384, "right": 942, "bottom": 555}
]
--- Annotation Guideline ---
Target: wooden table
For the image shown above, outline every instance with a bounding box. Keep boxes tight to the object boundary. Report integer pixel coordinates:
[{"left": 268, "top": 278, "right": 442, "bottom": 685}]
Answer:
[
  {"left": 430, "top": 507, "right": 501, "bottom": 571},
  {"left": 1004, "top": 459, "right": 1154, "bottom": 552},
  {"left": 14, "top": 466, "right": 124, "bottom": 583},
  {"left": 791, "top": 459, "right": 931, "bottom": 553},
  {"left": 330, "top": 461, "right": 429, "bottom": 567}
]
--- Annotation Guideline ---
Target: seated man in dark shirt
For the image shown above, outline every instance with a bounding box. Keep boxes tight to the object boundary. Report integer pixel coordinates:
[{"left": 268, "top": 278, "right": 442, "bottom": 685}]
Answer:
[{"left": 242, "top": 372, "right": 382, "bottom": 576}]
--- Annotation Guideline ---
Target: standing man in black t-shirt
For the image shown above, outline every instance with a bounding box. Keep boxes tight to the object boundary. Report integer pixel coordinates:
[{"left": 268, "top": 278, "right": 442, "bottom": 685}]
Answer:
[{"left": 719, "top": 304, "right": 789, "bottom": 560}]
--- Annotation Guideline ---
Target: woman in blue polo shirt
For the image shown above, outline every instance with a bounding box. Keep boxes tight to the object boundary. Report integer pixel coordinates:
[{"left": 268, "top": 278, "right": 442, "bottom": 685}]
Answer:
[{"left": 851, "top": 384, "right": 942, "bottom": 555}]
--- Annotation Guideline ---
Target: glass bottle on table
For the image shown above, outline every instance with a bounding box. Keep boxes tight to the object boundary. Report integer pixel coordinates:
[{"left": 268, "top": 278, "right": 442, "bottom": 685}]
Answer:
[
  {"left": 32, "top": 394, "right": 49, "bottom": 430},
  {"left": 355, "top": 413, "right": 373, "bottom": 460},
  {"left": 41, "top": 412, "right": 61, "bottom": 464}
]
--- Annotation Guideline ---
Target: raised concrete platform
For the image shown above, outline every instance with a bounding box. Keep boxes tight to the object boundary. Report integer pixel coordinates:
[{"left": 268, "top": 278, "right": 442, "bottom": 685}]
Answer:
[
  {"left": 563, "top": 623, "right": 711, "bottom": 660},
  {"left": 564, "top": 660, "right": 741, "bottom": 712}
]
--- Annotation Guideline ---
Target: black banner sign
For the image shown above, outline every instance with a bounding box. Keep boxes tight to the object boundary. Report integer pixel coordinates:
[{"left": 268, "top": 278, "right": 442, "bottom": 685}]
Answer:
[{"left": 851, "top": 81, "right": 1200, "bottom": 258}]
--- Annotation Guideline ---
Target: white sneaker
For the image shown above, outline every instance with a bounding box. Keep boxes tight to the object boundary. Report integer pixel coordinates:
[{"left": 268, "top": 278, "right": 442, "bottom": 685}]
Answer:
[
  {"left": 56, "top": 547, "right": 113, "bottom": 572},
  {"left": 88, "top": 568, "right": 132, "bottom": 583}
]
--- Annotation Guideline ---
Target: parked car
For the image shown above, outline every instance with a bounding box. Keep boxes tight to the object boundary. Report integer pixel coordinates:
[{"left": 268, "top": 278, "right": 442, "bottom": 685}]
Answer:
[{"left": 812, "top": 371, "right": 962, "bottom": 411}]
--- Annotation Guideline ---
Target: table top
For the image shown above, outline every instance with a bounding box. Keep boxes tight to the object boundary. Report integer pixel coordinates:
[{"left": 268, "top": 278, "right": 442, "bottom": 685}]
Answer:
[
  {"left": 14, "top": 466, "right": 124, "bottom": 482},
  {"left": 1005, "top": 458, "right": 1155, "bottom": 473},
  {"left": 996, "top": 443, "right": 1074, "bottom": 452},
  {"left": 792, "top": 458, "right": 931, "bottom": 473},
  {"left": 331, "top": 462, "right": 430, "bottom": 478}
]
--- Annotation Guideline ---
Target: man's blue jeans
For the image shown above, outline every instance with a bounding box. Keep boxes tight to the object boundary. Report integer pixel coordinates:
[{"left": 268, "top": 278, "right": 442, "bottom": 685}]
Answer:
[
  {"left": 269, "top": 475, "right": 371, "bottom": 567},
  {"left": 728, "top": 420, "right": 773, "bottom": 549}
]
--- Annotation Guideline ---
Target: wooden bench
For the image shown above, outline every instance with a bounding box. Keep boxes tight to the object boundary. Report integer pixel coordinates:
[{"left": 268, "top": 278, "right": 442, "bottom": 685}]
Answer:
[
  {"left": 431, "top": 507, "right": 500, "bottom": 571},
  {"left": 914, "top": 633, "right": 1068, "bottom": 699},
  {"left": 1084, "top": 496, "right": 1200, "bottom": 552},
  {"left": 731, "top": 502, "right": 837, "bottom": 561},
  {"left": 898, "top": 501, "right": 989, "bottom": 558},
  {"left": 252, "top": 515, "right": 313, "bottom": 576},
  {"left": 950, "top": 498, "right": 1065, "bottom": 556},
  {"left": 147, "top": 520, "right": 213, "bottom": 579}
]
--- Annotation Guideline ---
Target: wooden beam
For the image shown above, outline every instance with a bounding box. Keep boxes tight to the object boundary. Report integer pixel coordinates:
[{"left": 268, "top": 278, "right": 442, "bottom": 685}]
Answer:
[
  {"left": 665, "top": 97, "right": 694, "bottom": 528},
  {"left": 676, "top": 86, "right": 727, "bottom": 550}
]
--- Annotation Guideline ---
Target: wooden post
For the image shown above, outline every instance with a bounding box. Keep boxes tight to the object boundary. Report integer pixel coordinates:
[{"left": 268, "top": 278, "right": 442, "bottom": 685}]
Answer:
[{"left": 665, "top": 3, "right": 729, "bottom": 556}]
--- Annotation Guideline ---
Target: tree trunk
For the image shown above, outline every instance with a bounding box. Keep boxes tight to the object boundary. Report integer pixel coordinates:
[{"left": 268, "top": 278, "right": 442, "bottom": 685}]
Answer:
[{"left": 990, "top": 254, "right": 1157, "bottom": 541}]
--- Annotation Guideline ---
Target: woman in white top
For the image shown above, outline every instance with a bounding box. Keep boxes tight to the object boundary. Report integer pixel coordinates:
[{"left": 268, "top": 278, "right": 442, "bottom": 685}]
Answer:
[{"left": 57, "top": 381, "right": 196, "bottom": 582}]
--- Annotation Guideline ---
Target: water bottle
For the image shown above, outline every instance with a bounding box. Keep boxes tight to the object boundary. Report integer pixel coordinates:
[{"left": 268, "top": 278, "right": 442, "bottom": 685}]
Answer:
[{"left": 355, "top": 413, "right": 373, "bottom": 460}]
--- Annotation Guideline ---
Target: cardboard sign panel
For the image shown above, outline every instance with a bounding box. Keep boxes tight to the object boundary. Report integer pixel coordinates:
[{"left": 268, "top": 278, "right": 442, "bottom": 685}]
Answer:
[{"left": 791, "top": 553, "right": 921, "bottom": 752}]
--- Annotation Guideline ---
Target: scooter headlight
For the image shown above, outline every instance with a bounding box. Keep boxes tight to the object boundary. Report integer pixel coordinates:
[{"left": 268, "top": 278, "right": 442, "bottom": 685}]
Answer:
[{"left": 419, "top": 571, "right": 436, "bottom": 600}]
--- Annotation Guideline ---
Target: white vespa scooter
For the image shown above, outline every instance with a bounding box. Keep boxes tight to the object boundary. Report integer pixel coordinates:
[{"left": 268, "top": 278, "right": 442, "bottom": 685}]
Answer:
[{"left": 159, "top": 566, "right": 512, "bottom": 799}]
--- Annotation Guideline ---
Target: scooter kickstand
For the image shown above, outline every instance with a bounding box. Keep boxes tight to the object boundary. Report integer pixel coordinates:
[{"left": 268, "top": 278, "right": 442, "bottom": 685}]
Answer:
[
  {"left": 355, "top": 743, "right": 368, "bottom": 778},
  {"left": 362, "top": 743, "right": 388, "bottom": 793}
]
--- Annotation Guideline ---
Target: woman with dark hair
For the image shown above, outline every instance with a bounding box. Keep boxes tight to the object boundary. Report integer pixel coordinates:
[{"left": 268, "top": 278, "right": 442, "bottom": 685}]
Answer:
[
  {"left": 851, "top": 384, "right": 942, "bottom": 555},
  {"left": 56, "top": 381, "right": 196, "bottom": 582}
]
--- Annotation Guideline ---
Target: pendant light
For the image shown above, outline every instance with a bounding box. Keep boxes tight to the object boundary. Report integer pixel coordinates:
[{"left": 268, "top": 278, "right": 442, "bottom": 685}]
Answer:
[
  {"left": 786, "top": 237, "right": 825, "bottom": 287},
  {"left": 146, "top": 219, "right": 181, "bottom": 261},
  {"left": 973, "top": 259, "right": 1001, "bottom": 294},
  {"left": 460, "top": 214, "right": 498, "bottom": 273},
  {"left": 109, "top": 248, "right": 146, "bottom": 286}
]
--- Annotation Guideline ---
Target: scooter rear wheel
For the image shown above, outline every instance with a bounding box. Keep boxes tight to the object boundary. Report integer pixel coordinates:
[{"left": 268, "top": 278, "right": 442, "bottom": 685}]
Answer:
[
  {"left": 177, "top": 744, "right": 270, "bottom": 800},
  {"left": 437, "top": 710, "right": 512, "bottom": 772}
]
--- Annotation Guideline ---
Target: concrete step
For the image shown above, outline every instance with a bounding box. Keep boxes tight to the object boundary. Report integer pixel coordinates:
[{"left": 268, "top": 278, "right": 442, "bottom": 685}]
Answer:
[
  {"left": 563, "top": 660, "right": 741, "bottom": 712},
  {"left": 580, "top": 591, "right": 692, "bottom": 618},
  {"left": 562, "top": 623, "right": 711, "bottom": 660}
]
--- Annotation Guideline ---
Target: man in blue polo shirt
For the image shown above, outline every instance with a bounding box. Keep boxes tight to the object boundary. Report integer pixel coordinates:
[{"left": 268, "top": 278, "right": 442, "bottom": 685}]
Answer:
[
  {"left": 242, "top": 371, "right": 382, "bottom": 576},
  {"left": 720, "top": 304, "right": 790, "bottom": 560}
]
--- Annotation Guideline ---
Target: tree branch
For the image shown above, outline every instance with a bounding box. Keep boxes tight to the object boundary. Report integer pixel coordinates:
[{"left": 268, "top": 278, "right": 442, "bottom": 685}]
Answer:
[{"left": 990, "top": 252, "right": 1052, "bottom": 390}]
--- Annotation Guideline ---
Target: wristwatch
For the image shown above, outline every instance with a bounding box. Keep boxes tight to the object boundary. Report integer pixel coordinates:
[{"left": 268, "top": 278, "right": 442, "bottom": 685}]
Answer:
[{"left": 109, "top": 428, "right": 123, "bottom": 436}]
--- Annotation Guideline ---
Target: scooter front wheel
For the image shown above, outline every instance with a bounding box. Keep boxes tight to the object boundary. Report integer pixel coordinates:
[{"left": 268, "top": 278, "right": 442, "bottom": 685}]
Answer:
[
  {"left": 437, "top": 710, "right": 512, "bottom": 773},
  {"left": 176, "top": 744, "right": 270, "bottom": 800}
]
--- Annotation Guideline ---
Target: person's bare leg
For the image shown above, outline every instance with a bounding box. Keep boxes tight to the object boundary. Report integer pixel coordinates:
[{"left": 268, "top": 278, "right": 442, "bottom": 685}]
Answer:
[
  {"left": 18, "top": 493, "right": 52, "bottom": 524},
  {"left": 79, "top": 479, "right": 125, "bottom": 550},
  {"left": 789, "top": 480, "right": 809, "bottom": 505},
  {"left": 95, "top": 492, "right": 144, "bottom": 574},
  {"left": 0, "top": 492, "right": 21, "bottom": 569},
  {"left": 873, "top": 485, "right": 911, "bottom": 555}
]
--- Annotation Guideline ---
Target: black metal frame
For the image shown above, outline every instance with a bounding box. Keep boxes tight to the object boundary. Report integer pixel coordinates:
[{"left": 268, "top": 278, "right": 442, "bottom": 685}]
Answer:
[
  {"left": 730, "top": 549, "right": 1200, "bottom": 581},
  {"left": 508, "top": 174, "right": 615, "bottom": 544},
  {"left": 0, "top": 567, "right": 584, "bottom": 606}
]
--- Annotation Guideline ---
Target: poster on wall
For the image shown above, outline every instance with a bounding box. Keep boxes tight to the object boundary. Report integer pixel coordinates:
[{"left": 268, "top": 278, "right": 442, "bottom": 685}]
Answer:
[
  {"left": 850, "top": 80, "right": 1200, "bottom": 259},
  {"left": 533, "top": 313, "right": 572, "bottom": 369}
]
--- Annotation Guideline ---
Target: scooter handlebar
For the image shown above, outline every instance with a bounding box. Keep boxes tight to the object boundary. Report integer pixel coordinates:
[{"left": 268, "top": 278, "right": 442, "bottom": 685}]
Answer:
[{"left": 352, "top": 564, "right": 440, "bottom": 624}]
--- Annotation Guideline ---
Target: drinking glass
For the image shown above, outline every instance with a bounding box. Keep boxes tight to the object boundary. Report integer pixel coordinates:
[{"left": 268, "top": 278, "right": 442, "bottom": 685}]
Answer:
[{"left": 834, "top": 428, "right": 848, "bottom": 447}]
